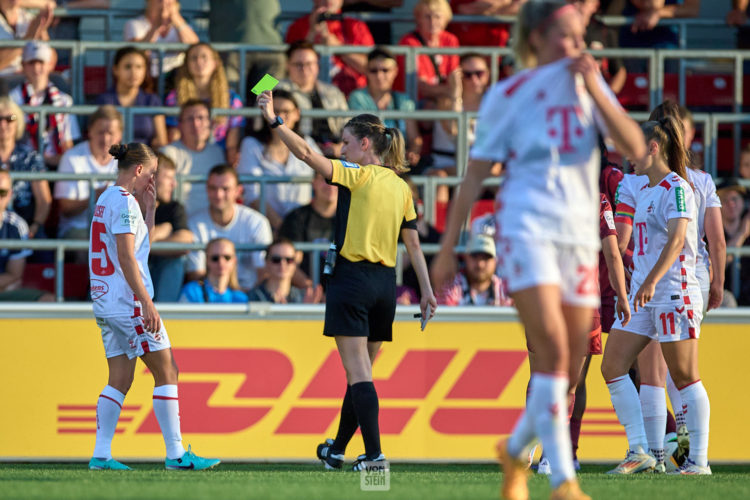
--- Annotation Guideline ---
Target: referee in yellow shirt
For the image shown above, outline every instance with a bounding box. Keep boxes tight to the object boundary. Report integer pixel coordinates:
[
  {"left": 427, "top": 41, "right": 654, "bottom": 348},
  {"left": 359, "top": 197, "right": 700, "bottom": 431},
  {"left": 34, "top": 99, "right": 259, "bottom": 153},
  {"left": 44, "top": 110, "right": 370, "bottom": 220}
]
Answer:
[{"left": 258, "top": 91, "right": 437, "bottom": 470}]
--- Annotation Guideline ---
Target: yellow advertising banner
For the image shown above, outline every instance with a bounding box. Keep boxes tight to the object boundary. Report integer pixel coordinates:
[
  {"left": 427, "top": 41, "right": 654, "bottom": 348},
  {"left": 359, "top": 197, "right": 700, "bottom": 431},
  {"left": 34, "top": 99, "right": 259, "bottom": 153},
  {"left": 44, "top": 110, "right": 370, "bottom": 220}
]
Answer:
[{"left": 0, "top": 317, "right": 746, "bottom": 461}]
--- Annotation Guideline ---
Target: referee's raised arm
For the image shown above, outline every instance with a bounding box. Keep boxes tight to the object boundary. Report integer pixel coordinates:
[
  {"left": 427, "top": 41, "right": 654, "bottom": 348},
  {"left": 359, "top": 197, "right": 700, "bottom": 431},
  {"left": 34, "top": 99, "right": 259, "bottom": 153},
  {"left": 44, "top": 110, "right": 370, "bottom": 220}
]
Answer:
[{"left": 258, "top": 90, "right": 333, "bottom": 180}]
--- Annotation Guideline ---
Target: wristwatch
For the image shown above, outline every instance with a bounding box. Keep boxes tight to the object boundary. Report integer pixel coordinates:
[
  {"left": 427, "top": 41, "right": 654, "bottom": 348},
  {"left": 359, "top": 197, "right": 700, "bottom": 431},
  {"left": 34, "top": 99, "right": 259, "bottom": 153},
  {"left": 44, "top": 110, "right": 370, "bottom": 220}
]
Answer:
[{"left": 270, "top": 116, "right": 284, "bottom": 129}]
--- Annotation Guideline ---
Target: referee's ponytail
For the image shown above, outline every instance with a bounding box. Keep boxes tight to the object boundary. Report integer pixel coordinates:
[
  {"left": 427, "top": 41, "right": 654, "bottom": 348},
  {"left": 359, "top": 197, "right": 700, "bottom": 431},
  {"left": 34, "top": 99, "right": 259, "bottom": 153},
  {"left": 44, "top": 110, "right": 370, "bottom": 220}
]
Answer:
[{"left": 344, "top": 114, "right": 409, "bottom": 173}]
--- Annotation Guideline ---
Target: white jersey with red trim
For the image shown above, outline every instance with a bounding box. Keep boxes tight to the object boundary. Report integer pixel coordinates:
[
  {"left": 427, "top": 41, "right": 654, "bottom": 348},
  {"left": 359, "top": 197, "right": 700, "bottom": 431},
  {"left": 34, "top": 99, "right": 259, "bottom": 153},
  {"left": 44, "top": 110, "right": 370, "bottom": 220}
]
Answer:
[
  {"left": 89, "top": 185, "right": 153, "bottom": 317},
  {"left": 471, "top": 57, "right": 621, "bottom": 249},
  {"left": 616, "top": 173, "right": 701, "bottom": 304},
  {"left": 686, "top": 168, "right": 721, "bottom": 272}
]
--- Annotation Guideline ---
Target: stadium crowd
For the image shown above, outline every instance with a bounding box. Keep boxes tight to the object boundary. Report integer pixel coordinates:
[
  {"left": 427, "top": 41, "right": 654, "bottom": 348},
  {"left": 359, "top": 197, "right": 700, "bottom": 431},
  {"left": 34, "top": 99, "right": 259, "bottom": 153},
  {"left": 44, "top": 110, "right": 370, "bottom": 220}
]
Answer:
[{"left": 0, "top": 0, "right": 749, "bottom": 306}]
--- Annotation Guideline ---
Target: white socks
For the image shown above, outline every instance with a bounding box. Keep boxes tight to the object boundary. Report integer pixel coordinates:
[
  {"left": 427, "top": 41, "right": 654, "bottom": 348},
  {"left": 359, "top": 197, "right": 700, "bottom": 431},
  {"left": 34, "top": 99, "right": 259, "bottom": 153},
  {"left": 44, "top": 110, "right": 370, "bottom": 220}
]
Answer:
[
  {"left": 679, "top": 380, "right": 710, "bottom": 466},
  {"left": 666, "top": 373, "right": 686, "bottom": 426},
  {"left": 606, "top": 375, "right": 648, "bottom": 453},
  {"left": 639, "top": 384, "right": 666, "bottom": 461},
  {"left": 93, "top": 385, "right": 125, "bottom": 460},
  {"left": 153, "top": 385, "right": 185, "bottom": 460},
  {"left": 530, "top": 373, "right": 574, "bottom": 488}
]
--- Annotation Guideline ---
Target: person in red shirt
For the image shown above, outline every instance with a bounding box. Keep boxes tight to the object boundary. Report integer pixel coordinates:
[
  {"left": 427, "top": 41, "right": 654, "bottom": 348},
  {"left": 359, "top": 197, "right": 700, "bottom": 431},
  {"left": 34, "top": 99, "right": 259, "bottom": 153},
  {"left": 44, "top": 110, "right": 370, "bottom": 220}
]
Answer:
[
  {"left": 285, "top": 0, "right": 374, "bottom": 96},
  {"left": 448, "top": 0, "right": 525, "bottom": 48},
  {"left": 397, "top": 0, "right": 460, "bottom": 101}
]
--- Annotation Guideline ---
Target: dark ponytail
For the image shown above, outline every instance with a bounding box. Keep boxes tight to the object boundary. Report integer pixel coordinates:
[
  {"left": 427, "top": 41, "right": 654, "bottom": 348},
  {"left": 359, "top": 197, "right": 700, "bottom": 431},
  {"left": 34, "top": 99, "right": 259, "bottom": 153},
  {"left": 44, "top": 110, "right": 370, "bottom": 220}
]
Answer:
[
  {"left": 641, "top": 116, "right": 689, "bottom": 182},
  {"left": 109, "top": 143, "right": 157, "bottom": 171},
  {"left": 343, "top": 114, "right": 408, "bottom": 173},
  {"left": 648, "top": 100, "right": 693, "bottom": 170}
]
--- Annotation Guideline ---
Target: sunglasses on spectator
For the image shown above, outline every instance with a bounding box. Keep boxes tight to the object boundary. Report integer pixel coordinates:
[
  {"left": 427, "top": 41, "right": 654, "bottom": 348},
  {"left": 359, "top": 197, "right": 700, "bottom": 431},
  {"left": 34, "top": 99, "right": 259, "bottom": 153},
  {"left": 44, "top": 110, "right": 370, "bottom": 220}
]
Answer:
[
  {"left": 209, "top": 254, "right": 233, "bottom": 262},
  {"left": 269, "top": 255, "right": 295, "bottom": 264},
  {"left": 0, "top": 115, "right": 17, "bottom": 123},
  {"left": 462, "top": 70, "right": 486, "bottom": 79},
  {"left": 0, "top": 188, "right": 9, "bottom": 197}
]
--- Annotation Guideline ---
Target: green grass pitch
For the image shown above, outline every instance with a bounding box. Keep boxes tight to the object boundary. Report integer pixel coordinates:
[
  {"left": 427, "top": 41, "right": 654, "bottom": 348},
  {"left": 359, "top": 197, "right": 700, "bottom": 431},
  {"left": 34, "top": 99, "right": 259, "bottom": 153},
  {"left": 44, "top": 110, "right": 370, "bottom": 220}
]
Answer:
[{"left": 1, "top": 463, "right": 749, "bottom": 500}]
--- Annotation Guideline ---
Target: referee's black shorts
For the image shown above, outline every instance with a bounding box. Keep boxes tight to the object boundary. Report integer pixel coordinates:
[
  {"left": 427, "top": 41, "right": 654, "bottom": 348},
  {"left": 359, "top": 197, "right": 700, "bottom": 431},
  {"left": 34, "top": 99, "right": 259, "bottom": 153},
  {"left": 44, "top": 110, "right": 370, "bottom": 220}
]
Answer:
[{"left": 323, "top": 257, "right": 396, "bottom": 342}]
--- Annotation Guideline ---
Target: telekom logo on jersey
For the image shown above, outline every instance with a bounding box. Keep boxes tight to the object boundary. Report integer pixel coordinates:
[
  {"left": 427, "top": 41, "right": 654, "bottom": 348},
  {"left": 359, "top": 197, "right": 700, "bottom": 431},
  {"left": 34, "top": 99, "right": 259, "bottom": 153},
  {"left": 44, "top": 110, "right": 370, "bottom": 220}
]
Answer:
[{"left": 546, "top": 105, "right": 584, "bottom": 154}]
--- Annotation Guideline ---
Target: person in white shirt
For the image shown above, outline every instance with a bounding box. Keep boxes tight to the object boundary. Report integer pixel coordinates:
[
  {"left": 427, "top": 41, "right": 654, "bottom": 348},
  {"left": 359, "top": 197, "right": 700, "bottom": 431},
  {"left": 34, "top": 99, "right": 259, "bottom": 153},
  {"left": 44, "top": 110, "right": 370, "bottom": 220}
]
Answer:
[
  {"left": 54, "top": 105, "right": 121, "bottom": 240},
  {"left": 123, "top": 0, "right": 199, "bottom": 78},
  {"left": 159, "top": 100, "right": 225, "bottom": 217},
  {"left": 88, "top": 142, "right": 218, "bottom": 471},
  {"left": 237, "top": 89, "right": 315, "bottom": 230},
  {"left": 431, "top": 2, "right": 645, "bottom": 497},
  {"left": 0, "top": 0, "right": 53, "bottom": 77},
  {"left": 186, "top": 164, "right": 272, "bottom": 290},
  {"left": 604, "top": 116, "right": 711, "bottom": 475},
  {"left": 10, "top": 40, "right": 80, "bottom": 167}
]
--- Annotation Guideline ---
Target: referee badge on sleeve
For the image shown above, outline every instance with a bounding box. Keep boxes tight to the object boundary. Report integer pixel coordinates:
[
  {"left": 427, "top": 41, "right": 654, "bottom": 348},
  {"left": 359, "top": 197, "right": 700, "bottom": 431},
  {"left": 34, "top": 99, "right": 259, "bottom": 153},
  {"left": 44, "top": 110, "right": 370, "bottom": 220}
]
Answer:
[{"left": 341, "top": 160, "right": 359, "bottom": 169}]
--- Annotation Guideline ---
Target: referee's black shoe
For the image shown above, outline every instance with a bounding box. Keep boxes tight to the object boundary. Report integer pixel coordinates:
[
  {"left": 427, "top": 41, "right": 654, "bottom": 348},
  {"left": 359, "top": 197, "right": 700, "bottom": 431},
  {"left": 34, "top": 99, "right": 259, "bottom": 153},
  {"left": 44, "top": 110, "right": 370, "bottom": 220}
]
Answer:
[
  {"left": 351, "top": 453, "right": 386, "bottom": 472},
  {"left": 316, "top": 438, "right": 344, "bottom": 470}
]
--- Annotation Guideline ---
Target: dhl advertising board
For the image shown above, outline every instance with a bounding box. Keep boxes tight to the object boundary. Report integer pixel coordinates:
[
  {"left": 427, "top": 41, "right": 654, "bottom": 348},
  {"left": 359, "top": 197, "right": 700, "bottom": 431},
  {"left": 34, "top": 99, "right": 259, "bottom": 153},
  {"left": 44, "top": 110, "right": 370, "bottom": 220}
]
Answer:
[{"left": 0, "top": 306, "right": 747, "bottom": 461}]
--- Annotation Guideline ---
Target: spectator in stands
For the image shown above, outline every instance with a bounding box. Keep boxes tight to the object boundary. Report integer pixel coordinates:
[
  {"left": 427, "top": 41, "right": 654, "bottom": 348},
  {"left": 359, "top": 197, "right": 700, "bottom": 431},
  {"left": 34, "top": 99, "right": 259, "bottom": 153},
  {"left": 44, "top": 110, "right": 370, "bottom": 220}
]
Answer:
[
  {"left": 285, "top": 0, "right": 374, "bottom": 96},
  {"left": 248, "top": 238, "right": 321, "bottom": 303},
  {"left": 160, "top": 99, "right": 225, "bottom": 217},
  {"left": 574, "top": 0, "right": 627, "bottom": 94},
  {"left": 0, "top": 96, "right": 50, "bottom": 237},
  {"left": 208, "top": 0, "right": 286, "bottom": 107},
  {"left": 0, "top": 0, "right": 54, "bottom": 84},
  {"left": 620, "top": 0, "right": 701, "bottom": 50},
  {"left": 342, "top": 0, "right": 404, "bottom": 45},
  {"left": 123, "top": 0, "right": 199, "bottom": 79},
  {"left": 277, "top": 41, "right": 348, "bottom": 158},
  {"left": 148, "top": 153, "right": 193, "bottom": 302},
  {"left": 737, "top": 143, "right": 750, "bottom": 181},
  {"left": 186, "top": 164, "right": 273, "bottom": 291},
  {"left": 237, "top": 89, "right": 315, "bottom": 231},
  {"left": 165, "top": 42, "right": 244, "bottom": 165},
  {"left": 448, "top": 0, "right": 524, "bottom": 49},
  {"left": 428, "top": 53, "right": 490, "bottom": 201},
  {"left": 719, "top": 178, "right": 750, "bottom": 305},
  {"left": 96, "top": 46, "right": 167, "bottom": 148},
  {"left": 398, "top": 0, "right": 460, "bottom": 101},
  {"left": 348, "top": 47, "right": 422, "bottom": 167},
  {"left": 727, "top": 0, "right": 750, "bottom": 49},
  {"left": 9, "top": 41, "right": 79, "bottom": 168},
  {"left": 437, "top": 234, "right": 512, "bottom": 306},
  {"left": 0, "top": 169, "right": 53, "bottom": 301},
  {"left": 179, "top": 237, "right": 248, "bottom": 303},
  {"left": 54, "top": 105, "right": 121, "bottom": 240},
  {"left": 278, "top": 171, "right": 337, "bottom": 285}
]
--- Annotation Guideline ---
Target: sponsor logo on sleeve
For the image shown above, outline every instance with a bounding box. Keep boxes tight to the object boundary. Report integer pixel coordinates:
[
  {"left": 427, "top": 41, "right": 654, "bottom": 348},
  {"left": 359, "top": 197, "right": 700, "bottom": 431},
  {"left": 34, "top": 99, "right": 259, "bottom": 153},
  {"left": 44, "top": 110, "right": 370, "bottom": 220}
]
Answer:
[
  {"left": 90, "top": 279, "right": 109, "bottom": 300},
  {"left": 120, "top": 210, "right": 137, "bottom": 227},
  {"left": 341, "top": 160, "right": 359, "bottom": 169},
  {"left": 675, "top": 186, "right": 686, "bottom": 212},
  {"left": 604, "top": 210, "right": 615, "bottom": 230}
]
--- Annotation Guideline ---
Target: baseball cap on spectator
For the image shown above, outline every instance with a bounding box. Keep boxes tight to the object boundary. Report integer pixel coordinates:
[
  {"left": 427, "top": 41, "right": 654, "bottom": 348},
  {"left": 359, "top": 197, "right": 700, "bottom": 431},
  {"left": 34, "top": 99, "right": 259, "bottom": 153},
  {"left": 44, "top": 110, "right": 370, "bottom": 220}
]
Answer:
[
  {"left": 716, "top": 177, "right": 747, "bottom": 196},
  {"left": 23, "top": 41, "right": 52, "bottom": 63},
  {"left": 465, "top": 234, "right": 496, "bottom": 258}
]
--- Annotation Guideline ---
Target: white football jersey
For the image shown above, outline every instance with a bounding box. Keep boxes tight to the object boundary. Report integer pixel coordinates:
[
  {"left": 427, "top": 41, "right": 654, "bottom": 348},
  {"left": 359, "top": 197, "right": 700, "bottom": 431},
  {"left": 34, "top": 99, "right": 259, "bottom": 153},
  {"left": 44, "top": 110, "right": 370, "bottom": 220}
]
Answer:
[
  {"left": 89, "top": 186, "right": 153, "bottom": 317},
  {"left": 616, "top": 173, "right": 701, "bottom": 304},
  {"left": 686, "top": 168, "right": 721, "bottom": 272},
  {"left": 471, "top": 57, "right": 621, "bottom": 249}
]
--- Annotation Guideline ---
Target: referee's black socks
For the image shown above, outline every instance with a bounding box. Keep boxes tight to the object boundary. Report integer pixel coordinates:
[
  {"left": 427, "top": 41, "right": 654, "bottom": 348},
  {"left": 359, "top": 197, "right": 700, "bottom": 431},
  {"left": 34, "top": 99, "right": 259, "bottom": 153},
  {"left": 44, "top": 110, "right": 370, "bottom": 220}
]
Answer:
[
  {"left": 350, "top": 381, "right": 381, "bottom": 458},
  {"left": 332, "top": 385, "right": 358, "bottom": 452}
]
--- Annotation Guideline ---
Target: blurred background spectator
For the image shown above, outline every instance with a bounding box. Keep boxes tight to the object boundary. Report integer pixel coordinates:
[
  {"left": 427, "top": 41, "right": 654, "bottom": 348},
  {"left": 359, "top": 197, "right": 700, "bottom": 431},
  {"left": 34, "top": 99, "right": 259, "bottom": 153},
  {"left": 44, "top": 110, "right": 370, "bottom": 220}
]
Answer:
[
  {"left": 737, "top": 143, "right": 750, "bottom": 180},
  {"left": 397, "top": 0, "right": 460, "bottom": 101},
  {"left": 53, "top": 105, "right": 120, "bottom": 241},
  {"left": 718, "top": 178, "right": 750, "bottom": 305},
  {"left": 186, "top": 165, "right": 272, "bottom": 291},
  {"left": 248, "top": 238, "right": 322, "bottom": 303},
  {"left": 166, "top": 43, "right": 244, "bottom": 165},
  {"left": 342, "top": 0, "right": 404, "bottom": 45},
  {"left": 149, "top": 153, "right": 193, "bottom": 302},
  {"left": 123, "top": 0, "right": 199, "bottom": 82},
  {"left": 0, "top": 0, "right": 55, "bottom": 89},
  {"left": 0, "top": 96, "right": 50, "bottom": 238},
  {"left": 277, "top": 41, "right": 348, "bottom": 158},
  {"left": 0, "top": 169, "right": 53, "bottom": 301},
  {"left": 96, "top": 46, "right": 167, "bottom": 149},
  {"left": 620, "top": 0, "right": 701, "bottom": 50},
  {"left": 448, "top": 0, "right": 524, "bottom": 49},
  {"left": 278, "top": 171, "right": 337, "bottom": 287},
  {"left": 237, "top": 89, "right": 315, "bottom": 232},
  {"left": 726, "top": 0, "right": 750, "bottom": 49},
  {"left": 179, "top": 237, "right": 248, "bottom": 303},
  {"left": 160, "top": 100, "right": 225, "bottom": 217},
  {"left": 348, "top": 47, "right": 422, "bottom": 167},
  {"left": 574, "top": 0, "right": 627, "bottom": 94},
  {"left": 10, "top": 40, "right": 79, "bottom": 168},
  {"left": 285, "top": 0, "right": 374, "bottom": 96}
]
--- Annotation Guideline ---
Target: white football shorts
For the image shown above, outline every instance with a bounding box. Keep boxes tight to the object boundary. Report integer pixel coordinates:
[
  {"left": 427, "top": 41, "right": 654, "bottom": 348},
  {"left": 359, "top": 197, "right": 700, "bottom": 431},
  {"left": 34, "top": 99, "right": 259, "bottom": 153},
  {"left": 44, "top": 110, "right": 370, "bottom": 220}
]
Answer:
[
  {"left": 96, "top": 315, "right": 171, "bottom": 359},
  {"left": 610, "top": 296, "right": 703, "bottom": 343}
]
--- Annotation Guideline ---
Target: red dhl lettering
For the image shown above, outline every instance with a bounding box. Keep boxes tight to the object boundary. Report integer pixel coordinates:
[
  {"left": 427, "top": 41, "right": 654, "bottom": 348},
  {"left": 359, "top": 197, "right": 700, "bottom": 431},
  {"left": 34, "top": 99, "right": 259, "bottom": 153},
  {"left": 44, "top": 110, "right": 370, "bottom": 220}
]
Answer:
[{"left": 58, "top": 348, "right": 622, "bottom": 437}]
